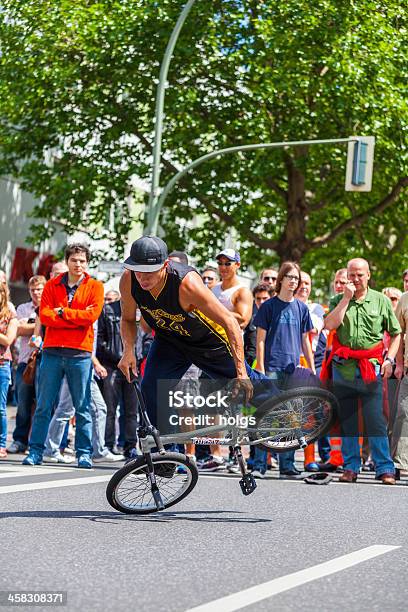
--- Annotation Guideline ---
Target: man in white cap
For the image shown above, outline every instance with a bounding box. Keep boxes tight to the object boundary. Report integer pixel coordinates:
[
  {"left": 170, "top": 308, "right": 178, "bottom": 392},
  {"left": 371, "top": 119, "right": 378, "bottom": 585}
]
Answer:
[
  {"left": 213, "top": 249, "right": 253, "bottom": 329},
  {"left": 198, "top": 248, "right": 253, "bottom": 471}
]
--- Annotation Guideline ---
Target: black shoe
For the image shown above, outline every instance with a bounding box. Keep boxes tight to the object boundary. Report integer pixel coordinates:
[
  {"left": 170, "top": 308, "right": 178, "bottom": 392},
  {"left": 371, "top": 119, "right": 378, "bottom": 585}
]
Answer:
[
  {"left": 395, "top": 468, "right": 401, "bottom": 481},
  {"left": 318, "top": 462, "right": 342, "bottom": 473},
  {"left": 109, "top": 446, "right": 124, "bottom": 455},
  {"left": 124, "top": 448, "right": 140, "bottom": 464},
  {"left": 124, "top": 446, "right": 138, "bottom": 458},
  {"left": 304, "top": 472, "right": 333, "bottom": 485},
  {"left": 279, "top": 468, "right": 303, "bottom": 480}
]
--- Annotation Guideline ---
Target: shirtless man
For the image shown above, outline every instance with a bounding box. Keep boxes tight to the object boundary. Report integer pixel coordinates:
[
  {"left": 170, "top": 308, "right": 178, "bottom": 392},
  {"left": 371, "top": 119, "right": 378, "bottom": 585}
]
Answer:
[
  {"left": 212, "top": 249, "right": 253, "bottom": 331},
  {"left": 201, "top": 248, "right": 253, "bottom": 471}
]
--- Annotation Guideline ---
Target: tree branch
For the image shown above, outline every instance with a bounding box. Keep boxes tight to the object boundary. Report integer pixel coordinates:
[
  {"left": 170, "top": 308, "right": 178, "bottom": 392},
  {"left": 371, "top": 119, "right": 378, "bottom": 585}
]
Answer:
[
  {"left": 134, "top": 129, "right": 278, "bottom": 249},
  {"left": 388, "top": 220, "right": 408, "bottom": 256},
  {"left": 197, "top": 194, "right": 279, "bottom": 250},
  {"left": 265, "top": 176, "right": 287, "bottom": 201},
  {"left": 311, "top": 177, "right": 408, "bottom": 247},
  {"left": 308, "top": 186, "right": 339, "bottom": 211}
]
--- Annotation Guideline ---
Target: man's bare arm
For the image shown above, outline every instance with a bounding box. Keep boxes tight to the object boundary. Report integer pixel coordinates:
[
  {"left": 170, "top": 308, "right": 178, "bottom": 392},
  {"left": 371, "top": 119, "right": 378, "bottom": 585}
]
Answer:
[
  {"left": 231, "top": 287, "right": 253, "bottom": 329},
  {"left": 381, "top": 333, "right": 400, "bottom": 379},
  {"left": 387, "top": 333, "right": 400, "bottom": 362},
  {"left": 179, "top": 273, "right": 250, "bottom": 395},
  {"left": 34, "top": 316, "right": 42, "bottom": 337},
  {"left": 17, "top": 320, "right": 35, "bottom": 337},
  {"left": 256, "top": 327, "right": 266, "bottom": 374},
  {"left": 118, "top": 270, "right": 138, "bottom": 381},
  {"left": 302, "top": 332, "right": 316, "bottom": 374},
  {"left": 325, "top": 283, "right": 355, "bottom": 330}
]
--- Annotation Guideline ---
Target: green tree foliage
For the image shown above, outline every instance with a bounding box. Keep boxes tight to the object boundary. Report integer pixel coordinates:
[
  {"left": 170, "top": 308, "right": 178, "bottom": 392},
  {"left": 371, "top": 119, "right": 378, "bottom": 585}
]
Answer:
[{"left": 0, "top": 0, "right": 407, "bottom": 288}]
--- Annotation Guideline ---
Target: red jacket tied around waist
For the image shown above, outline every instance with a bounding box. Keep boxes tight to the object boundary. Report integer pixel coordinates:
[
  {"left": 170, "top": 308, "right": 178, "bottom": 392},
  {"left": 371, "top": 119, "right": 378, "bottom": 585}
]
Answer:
[
  {"left": 320, "top": 333, "right": 384, "bottom": 383},
  {"left": 40, "top": 273, "right": 104, "bottom": 353}
]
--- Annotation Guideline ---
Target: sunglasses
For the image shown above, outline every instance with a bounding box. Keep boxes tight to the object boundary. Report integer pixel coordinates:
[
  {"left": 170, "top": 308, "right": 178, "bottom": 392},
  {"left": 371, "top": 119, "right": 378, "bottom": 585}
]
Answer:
[
  {"left": 217, "top": 261, "right": 233, "bottom": 267},
  {"left": 284, "top": 274, "right": 300, "bottom": 281},
  {"left": 263, "top": 276, "right": 277, "bottom": 281},
  {"left": 390, "top": 297, "right": 399, "bottom": 302},
  {"left": 202, "top": 276, "right": 216, "bottom": 282}
]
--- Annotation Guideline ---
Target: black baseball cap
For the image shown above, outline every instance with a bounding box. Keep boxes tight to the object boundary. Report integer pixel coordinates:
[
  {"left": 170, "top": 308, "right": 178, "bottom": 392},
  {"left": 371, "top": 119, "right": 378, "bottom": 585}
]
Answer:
[{"left": 123, "top": 236, "right": 168, "bottom": 272}]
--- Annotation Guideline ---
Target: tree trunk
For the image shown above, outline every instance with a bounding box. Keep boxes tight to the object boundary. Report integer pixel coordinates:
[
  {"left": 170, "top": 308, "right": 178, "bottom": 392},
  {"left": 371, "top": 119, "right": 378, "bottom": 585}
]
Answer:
[{"left": 276, "top": 159, "right": 309, "bottom": 263}]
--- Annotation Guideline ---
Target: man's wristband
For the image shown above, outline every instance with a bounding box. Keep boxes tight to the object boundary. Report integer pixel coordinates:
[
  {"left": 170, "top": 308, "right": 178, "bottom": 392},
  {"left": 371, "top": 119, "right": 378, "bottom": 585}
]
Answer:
[
  {"left": 57, "top": 307, "right": 64, "bottom": 318},
  {"left": 384, "top": 356, "right": 396, "bottom": 366}
]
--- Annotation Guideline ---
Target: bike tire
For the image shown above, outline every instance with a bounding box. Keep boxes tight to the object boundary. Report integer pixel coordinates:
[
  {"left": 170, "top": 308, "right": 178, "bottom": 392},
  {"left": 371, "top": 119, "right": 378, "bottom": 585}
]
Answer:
[
  {"left": 251, "top": 387, "right": 337, "bottom": 452},
  {"left": 106, "top": 452, "right": 198, "bottom": 515}
]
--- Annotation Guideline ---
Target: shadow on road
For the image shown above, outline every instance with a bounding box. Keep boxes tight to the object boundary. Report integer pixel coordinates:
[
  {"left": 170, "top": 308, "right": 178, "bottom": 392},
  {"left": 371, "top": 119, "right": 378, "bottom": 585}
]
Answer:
[{"left": 0, "top": 509, "right": 273, "bottom": 524}]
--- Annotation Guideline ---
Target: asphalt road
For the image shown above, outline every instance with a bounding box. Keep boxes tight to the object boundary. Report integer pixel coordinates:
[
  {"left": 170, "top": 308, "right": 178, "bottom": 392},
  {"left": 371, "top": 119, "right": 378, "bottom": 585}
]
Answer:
[{"left": 0, "top": 456, "right": 407, "bottom": 612}]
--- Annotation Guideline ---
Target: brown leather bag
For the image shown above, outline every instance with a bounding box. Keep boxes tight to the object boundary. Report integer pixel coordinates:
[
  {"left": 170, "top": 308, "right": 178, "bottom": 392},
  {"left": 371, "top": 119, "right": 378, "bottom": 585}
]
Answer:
[{"left": 22, "top": 349, "right": 39, "bottom": 385}]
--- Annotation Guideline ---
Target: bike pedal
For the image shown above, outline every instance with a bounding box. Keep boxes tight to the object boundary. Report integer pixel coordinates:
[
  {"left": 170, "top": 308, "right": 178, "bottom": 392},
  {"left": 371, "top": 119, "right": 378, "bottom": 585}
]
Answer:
[{"left": 239, "top": 474, "right": 257, "bottom": 496}]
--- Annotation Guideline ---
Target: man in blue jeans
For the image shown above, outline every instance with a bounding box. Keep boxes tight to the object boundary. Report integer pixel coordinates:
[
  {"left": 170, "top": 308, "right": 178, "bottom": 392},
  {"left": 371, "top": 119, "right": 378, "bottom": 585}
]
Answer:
[
  {"left": 252, "top": 261, "right": 315, "bottom": 479},
  {"left": 23, "top": 243, "right": 104, "bottom": 469},
  {"left": 324, "top": 258, "right": 400, "bottom": 484}
]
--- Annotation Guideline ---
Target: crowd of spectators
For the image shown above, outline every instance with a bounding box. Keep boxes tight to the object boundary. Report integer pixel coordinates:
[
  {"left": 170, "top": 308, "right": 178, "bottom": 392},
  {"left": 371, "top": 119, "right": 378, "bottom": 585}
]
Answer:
[{"left": 1, "top": 242, "right": 408, "bottom": 485}]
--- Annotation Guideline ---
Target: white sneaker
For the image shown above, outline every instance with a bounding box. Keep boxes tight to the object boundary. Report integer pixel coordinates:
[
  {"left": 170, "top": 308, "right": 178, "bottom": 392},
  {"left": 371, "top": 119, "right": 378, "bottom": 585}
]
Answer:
[
  {"left": 7, "top": 441, "right": 26, "bottom": 454},
  {"left": 251, "top": 470, "right": 266, "bottom": 479},
  {"left": 93, "top": 451, "right": 125, "bottom": 463},
  {"left": 62, "top": 447, "right": 75, "bottom": 456},
  {"left": 43, "top": 452, "right": 74, "bottom": 464},
  {"left": 199, "top": 456, "right": 227, "bottom": 471},
  {"left": 227, "top": 463, "right": 241, "bottom": 474}
]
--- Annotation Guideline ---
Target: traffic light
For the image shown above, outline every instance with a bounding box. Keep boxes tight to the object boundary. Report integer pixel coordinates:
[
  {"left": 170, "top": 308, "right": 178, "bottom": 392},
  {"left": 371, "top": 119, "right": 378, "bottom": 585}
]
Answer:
[{"left": 345, "top": 136, "right": 375, "bottom": 192}]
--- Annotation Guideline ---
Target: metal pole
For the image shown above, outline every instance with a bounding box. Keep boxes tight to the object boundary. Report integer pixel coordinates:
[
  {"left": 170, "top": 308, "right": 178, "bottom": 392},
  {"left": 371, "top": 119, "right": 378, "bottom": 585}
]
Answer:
[
  {"left": 146, "top": 0, "right": 198, "bottom": 235},
  {"left": 154, "top": 137, "right": 358, "bottom": 224}
]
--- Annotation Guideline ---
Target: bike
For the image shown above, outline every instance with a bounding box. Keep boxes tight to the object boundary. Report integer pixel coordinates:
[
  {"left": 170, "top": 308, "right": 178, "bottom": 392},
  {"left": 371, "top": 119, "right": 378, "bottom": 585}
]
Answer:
[{"left": 106, "top": 380, "right": 337, "bottom": 515}]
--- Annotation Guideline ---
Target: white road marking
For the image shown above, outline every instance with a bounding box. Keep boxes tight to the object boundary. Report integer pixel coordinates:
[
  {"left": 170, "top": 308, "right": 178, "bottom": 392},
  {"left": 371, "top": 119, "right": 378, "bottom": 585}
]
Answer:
[
  {"left": 0, "top": 475, "right": 111, "bottom": 494},
  {"left": 0, "top": 466, "right": 74, "bottom": 479},
  {"left": 186, "top": 545, "right": 400, "bottom": 612}
]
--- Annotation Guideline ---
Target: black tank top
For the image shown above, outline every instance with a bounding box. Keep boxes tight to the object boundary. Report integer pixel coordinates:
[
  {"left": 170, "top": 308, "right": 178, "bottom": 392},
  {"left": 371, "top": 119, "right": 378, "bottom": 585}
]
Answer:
[{"left": 130, "top": 261, "right": 231, "bottom": 356}]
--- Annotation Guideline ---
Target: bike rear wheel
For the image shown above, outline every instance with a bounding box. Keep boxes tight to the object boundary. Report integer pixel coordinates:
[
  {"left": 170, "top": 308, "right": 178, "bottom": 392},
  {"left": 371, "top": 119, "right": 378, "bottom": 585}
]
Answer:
[
  {"left": 251, "top": 387, "right": 337, "bottom": 452},
  {"left": 106, "top": 452, "right": 198, "bottom": 514}
]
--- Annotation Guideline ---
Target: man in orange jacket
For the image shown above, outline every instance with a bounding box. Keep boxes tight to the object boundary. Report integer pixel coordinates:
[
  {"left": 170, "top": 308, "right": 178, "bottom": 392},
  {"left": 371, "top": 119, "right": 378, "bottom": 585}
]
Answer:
[{"left": 23, "top": 243, "right": 104, "bottom": 469}]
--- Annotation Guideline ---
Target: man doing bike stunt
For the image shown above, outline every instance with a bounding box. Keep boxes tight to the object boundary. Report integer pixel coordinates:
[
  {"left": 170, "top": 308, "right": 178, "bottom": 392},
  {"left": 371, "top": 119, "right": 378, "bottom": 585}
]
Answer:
[{"left": 118, "top": 236, "right": 269, "bottom": 426}]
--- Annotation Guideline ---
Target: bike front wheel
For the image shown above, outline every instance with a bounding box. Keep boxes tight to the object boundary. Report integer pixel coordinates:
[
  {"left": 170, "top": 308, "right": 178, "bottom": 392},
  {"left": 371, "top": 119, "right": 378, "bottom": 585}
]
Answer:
[
  {"left": 106, "top": 452, "right": 198, "bottom": 515},
  {"left": 251, "top": 387, "right": 337, "bottom": 452}
]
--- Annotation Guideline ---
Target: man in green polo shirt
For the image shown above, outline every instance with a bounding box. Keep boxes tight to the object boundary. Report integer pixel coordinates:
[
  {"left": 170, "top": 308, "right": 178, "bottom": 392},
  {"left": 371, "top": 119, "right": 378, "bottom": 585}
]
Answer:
[{"left": 325, "top": 258, "right": 401, "bottom": 484}]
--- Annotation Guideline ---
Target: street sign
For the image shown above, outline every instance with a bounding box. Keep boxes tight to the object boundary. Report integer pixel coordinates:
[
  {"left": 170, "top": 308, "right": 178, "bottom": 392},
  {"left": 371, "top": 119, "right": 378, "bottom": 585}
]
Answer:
[{"left": 345, "top": 136, "right": 375, "bottom": 192}]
